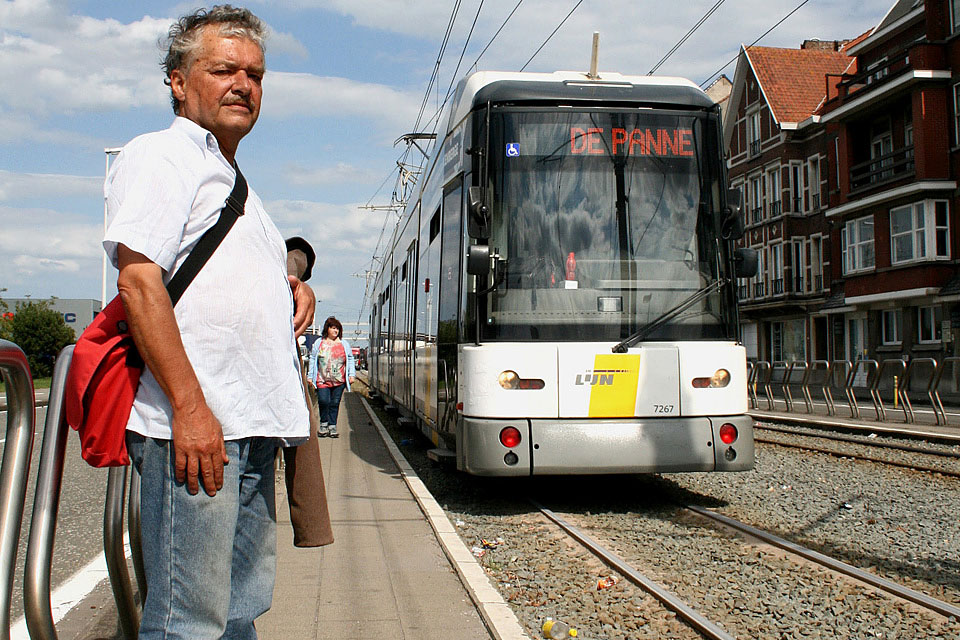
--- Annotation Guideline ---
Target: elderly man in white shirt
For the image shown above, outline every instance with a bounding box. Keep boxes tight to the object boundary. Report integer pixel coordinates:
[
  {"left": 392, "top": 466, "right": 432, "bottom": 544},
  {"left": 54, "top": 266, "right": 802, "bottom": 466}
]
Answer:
[{"left": 103, "top": 6, "right": 311, "bottom": 639}]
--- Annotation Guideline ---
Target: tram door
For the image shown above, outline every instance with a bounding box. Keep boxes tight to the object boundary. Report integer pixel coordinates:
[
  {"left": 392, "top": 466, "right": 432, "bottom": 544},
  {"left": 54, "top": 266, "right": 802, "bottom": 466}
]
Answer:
[
  {"left": 402, "top": 241, "right": 417, "bottom": 409},
  {"left": 436, "top": 181, "right": 463, "bottom": 434}
]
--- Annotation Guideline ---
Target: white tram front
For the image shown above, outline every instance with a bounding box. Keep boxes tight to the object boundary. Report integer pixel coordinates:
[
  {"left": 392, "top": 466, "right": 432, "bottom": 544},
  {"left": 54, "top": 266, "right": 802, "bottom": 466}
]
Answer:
[{"left": 369, "top": 70, "right": 757, "bottom": 476}]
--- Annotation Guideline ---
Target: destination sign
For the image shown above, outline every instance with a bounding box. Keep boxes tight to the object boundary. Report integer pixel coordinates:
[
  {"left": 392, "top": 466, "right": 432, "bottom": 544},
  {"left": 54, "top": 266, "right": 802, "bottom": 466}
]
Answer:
[{"left": 570, "top": 127, "right": 695, "bottom": 157}]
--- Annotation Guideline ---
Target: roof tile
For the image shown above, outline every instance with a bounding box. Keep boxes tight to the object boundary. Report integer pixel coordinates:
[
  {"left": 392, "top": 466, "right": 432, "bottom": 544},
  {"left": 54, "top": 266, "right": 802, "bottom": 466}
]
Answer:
[{"left": 746, "top": 46, "right": 853, "bottom": 123}]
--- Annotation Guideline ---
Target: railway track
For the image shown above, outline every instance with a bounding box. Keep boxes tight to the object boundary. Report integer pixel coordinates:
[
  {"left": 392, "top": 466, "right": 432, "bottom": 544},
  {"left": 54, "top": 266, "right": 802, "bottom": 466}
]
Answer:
[
  {"left": 532, "top": 500, "right": 960, "bottom": 639},
  {"left": 754, "top": 423, "right": 960, "bottom": 478}
]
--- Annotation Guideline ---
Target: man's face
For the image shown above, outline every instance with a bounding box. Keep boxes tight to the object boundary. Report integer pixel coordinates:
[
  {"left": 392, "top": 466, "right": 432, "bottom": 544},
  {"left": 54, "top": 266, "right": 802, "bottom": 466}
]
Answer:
[{"left": 170, "top": 26, "right": 264, "bottom": 155}]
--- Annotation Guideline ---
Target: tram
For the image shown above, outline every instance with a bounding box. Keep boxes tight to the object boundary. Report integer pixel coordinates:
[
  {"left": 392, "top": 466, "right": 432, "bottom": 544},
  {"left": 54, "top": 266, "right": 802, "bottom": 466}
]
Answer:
[{"left": 368, "top": 68, "right": 758, "bottom": 476}]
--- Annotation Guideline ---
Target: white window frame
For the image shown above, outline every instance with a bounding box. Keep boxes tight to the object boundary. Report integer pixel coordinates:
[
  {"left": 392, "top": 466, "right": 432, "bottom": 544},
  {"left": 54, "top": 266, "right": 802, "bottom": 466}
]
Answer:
[
  {"left": 918, "top": 306, "right": 942, "bottom": 344},
  {"left": 954, "top": 82, "right": 960, "bottom": 146},
  {"left": 807, "top": 235, "right": 823, "bottom": 292},
  {"left": 806, "top": 155, "right": 821, "bottom": 212},
  {"left": 749, "top": 174, "right": 763, "bottom": 223},
  {"left": 791, "top": 239, "right": 804, "bottom": 293},
  {"left": 841, "top": 215, "right": 875, "bottom": 274},
  {"left": 790, "top": 161, "right": 803, "bottom": 213},
  {"left": 766, "top": 165, "right": 782, "bottom": 217},
  {"left": 952, "top": 0, "right": 960, "bottom": 34},
  {"left": 770, "top": 243, "right": 783, "bottom": 295},
  {"left": 890, "top": 200, "right": 950, "bottom": 265},
  {"left": 747, "top": 110, "right": 762, "bottom": 156},
  {"left": 881, "top": 309, "right": 902, "bottom": 345}
]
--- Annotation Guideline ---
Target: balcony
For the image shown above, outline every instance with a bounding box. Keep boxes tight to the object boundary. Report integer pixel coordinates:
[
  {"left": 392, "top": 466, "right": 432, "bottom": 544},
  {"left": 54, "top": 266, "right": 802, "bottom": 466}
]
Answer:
[
  {"left": 754, "top": 281, "right": 766, "bottom": 297},
  {"left": 811, "top": 193, "right": 820, "bottom": 211},
  {"left": 750, "top": 206, "right": 763, "bottom": 225},
  {"left": 738, "top": 283, "right": 750, "bottom": 300},
  {"left": 769, "top": 200, "right": 782, "bottom": 217},
  {"left": 749, "top": 140, "right": 761, "bottom": 157},
  {"left": 791, "top": 276, "right": 803, "bottom": 294},
  {"left": 791, "top": 197, "right": 803, "bottom": 214},
  {"left": 772, "top": 278, "right": 784, "bottom": 295},
  {"left": 814, "top": 274, "right": 823, "bottom": 291},
  {"left": 849, "top": 146, "right": 914, "bottom": 193}
]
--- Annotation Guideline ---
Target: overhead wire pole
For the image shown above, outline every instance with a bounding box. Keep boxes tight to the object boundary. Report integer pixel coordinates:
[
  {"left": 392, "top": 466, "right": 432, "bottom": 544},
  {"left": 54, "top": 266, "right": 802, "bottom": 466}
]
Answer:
[{"left": 699, "top": 0, "right": 814, "bottom": 88}]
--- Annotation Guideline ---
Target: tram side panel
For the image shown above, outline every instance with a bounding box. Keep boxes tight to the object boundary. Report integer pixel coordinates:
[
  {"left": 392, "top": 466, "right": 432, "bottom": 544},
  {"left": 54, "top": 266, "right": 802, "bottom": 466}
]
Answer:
[{"left": 415, "top": 206, "right": 441, "bottom": 429}]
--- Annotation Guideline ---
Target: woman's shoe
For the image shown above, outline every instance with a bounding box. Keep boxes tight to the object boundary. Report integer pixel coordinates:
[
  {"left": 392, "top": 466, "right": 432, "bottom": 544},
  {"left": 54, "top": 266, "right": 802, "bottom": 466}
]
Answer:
[
  {"left": 328, "top": 428, "right": 339, "bottom": 438},
  {"left": 317, "top": 423, "right": 329, "bottom": 437}
]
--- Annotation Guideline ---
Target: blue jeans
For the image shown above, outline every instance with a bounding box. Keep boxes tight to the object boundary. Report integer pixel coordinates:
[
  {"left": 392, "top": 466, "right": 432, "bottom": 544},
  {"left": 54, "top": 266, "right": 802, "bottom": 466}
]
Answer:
[
  {"left": 127, "top": 433, "right": 278, "bottom": 640},
  {"left": 316, "top": 384, "right": 345, "bottom": 427}
]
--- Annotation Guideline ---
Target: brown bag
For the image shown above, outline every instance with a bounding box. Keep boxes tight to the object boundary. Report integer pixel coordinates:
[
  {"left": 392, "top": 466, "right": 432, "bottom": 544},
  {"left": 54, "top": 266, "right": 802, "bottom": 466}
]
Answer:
[{"left": 281, "top": 364, "right": 334, "bottom": 547}]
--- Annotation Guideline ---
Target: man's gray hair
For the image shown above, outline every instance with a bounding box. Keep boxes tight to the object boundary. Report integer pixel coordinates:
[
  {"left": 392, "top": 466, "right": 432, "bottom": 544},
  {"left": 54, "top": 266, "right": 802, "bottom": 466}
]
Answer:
[{"left": 161, "top": 5, "right": 267, "bottom": 114}]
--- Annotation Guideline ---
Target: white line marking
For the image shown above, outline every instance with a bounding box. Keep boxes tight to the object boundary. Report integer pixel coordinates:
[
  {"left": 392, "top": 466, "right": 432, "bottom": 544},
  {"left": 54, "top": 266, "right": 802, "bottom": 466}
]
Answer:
[{"left": 9, "top": 533, "right": 132, "bottom": 639}]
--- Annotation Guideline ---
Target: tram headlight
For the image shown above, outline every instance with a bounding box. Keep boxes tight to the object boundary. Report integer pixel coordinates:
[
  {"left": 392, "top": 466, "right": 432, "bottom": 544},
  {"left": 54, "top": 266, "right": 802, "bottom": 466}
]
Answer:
[
  {"left": 498, "top": 370, "right": 519, "bottom": 389},
  {"left": 692, "top": 369, "right": 731, "bottom": 389},
  {"left": 498, "top": 371, "right": 545, "bottom": 390}
]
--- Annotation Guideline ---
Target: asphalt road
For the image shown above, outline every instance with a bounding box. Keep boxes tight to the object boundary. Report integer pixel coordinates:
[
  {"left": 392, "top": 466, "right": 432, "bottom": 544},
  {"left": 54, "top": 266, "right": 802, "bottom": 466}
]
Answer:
[{"left": 0, "top": 404, "right": 112, "bottom": 628}]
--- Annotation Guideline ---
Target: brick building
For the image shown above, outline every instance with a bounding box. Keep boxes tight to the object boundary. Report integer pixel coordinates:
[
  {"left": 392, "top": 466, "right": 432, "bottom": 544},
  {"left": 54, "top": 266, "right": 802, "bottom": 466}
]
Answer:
[
  {"left": 723, "top": 40, "right": 854, "bottom": 362},
  {"left": 820, "top": 0, "right": 959, "bottom": 365}
]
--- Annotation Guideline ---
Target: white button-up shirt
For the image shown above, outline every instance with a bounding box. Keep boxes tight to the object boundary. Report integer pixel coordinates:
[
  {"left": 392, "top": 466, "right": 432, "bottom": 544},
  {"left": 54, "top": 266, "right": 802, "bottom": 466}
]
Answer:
[{"left": 104, "top": 117, "right": 309, "bottom": 443}]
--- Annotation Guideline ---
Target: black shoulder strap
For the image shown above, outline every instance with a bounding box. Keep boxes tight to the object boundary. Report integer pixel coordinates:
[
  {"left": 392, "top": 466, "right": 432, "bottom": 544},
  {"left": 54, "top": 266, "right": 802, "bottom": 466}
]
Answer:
[{"left": 166, "top": 165, "right": 248, "bottom": 307}]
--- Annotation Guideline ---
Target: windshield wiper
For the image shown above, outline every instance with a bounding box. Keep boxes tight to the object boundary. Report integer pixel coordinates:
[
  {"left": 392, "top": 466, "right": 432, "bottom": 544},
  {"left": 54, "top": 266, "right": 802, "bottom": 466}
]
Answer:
[{"left": 612, "top": 278, "right": 728, "bottom": 353}]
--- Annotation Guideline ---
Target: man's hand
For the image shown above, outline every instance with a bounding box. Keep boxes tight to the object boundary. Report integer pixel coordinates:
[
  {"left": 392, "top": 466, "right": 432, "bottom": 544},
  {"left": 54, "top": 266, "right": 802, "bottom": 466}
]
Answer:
[
  {"left": 289, "top": 275, "right": 315, "bottom": 337},
  {"left": 171, "top": 394, "right": 229, "bottom": 496}
]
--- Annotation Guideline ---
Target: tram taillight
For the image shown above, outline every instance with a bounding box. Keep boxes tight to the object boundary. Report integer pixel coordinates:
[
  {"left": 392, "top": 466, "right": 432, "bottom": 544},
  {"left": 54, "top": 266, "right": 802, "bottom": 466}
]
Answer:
[
  {"left": 719, "top": 423, "right": 738, "bottom": 444},
  {"left": 499, "top": 427, "right": 522, "bottom": 448}
]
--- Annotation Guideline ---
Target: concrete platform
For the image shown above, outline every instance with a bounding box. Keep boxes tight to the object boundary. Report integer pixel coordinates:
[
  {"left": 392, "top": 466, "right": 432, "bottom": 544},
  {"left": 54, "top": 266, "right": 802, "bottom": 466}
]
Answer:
[{"left": 257, "top": 392, "right": 496, "bottom": 640}]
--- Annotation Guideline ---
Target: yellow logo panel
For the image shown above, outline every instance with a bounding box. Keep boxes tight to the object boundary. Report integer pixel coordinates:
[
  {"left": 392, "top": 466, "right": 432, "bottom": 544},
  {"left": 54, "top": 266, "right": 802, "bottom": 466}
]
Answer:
[{"left": 587, "top": 354, "right": 641, "bottom": 417}]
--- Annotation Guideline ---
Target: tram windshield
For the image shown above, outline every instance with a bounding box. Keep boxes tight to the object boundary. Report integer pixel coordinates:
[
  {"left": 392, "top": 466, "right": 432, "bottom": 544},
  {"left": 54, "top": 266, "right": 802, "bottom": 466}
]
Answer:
[{"left": 479, "top": 107, "right": 735, "bottom": 342}]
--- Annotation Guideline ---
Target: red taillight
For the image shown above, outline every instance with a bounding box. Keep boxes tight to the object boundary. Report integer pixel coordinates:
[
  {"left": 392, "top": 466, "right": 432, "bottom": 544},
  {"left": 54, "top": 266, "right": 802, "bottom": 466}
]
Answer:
[
  {"left": 499, "top": 427, "right": 522, "bottom": 448},
  {"left": 719, "top": 423, "right": 738, "bottom": 445}
]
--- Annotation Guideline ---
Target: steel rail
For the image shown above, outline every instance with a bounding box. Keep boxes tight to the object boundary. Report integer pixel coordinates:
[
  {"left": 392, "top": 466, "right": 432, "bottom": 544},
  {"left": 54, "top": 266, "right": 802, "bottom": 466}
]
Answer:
[
  {"left": 755, "top": 424, "right": 960, "bottom": 458},
  {"left": 754, "top": 435, "right": 960, "bottom": 478},
  {"left": 0, "top": 340, "right": 36, "bottom": 640},
  {"left": 533, "top": 502, "right": 734, "bottom": 640},
  {"left": 23, "top": 345, "right": 74, "bottom": 640},
  {"left": 685, "top": 504, "right": 960, "bottom": 619}
]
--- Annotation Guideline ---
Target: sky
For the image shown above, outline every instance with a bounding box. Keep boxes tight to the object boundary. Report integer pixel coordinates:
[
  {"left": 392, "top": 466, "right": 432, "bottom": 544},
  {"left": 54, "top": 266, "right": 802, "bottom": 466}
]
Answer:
[{"left": 0, "top": 0, "right": 891, "bottom": 344}]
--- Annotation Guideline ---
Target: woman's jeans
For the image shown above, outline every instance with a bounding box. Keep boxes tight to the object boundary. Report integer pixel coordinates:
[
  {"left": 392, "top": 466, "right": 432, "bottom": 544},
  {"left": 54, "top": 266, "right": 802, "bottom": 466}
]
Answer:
[
  {"left": 127, "top": 433, "right": 278, "bottom": 640},
  {"left": 316, "top": 383, "right": 345, "bottom": 428}
]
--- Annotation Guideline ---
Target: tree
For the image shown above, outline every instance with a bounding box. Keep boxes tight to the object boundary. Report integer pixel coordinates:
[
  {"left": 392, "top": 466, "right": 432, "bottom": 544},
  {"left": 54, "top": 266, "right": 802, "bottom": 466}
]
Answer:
[
  {"left": 8, "top": 300, "right": 75, "bottom": 378},
  {"left": 0, "top": 288, "right": 10, "bottom": 341}
]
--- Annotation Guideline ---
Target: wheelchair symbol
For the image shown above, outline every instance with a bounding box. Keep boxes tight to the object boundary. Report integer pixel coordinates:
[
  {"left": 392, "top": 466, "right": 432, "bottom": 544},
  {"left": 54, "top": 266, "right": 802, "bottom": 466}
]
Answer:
[{"left": 505, "top": 143, "right": 520, "bottom": 157}]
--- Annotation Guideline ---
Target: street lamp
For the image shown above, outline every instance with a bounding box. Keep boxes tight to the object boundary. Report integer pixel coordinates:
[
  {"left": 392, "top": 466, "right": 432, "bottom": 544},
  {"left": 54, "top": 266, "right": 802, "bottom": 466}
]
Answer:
[{"left": 102, "top": 148, "right": 122, "bottom": 310}]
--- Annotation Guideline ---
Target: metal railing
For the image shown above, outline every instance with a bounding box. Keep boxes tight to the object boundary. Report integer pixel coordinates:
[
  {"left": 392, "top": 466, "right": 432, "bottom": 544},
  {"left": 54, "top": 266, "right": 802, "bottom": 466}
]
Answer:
[
  {"left": 749, "top": 356, "right": 960, "bottom": 427},
  {"left": 0, "top": 340, "right": 36, "bottom": 638},
  {"left": 2, "top": 342, "right": 145, "bottom": 640}
]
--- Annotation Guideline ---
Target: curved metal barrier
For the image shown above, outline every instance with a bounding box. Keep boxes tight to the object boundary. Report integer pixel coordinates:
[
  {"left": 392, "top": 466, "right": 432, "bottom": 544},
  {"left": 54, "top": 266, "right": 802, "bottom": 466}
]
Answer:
[
  {"left": 785, "top": 361, "right": 807, "bottom": 413},
  {"left": 0, "top": 340, "right": 36, "bottom": 638},
  {"left": 801, "top": 360, "right": 833, "bottom": 415},
  {"left": 902, "top": 357, "right": 938, "bottom": 425},
  {"left": 751, "top": 361, "right": 772, "bottom": 410},
  {"left": 873, "top": 359, "right": 908, "bottom": 423},
  {"left": 746, "top": 361, "right": 757, "bottom": 409},
  {"left": 770, "top": 361, "right": 789, "bottom": 411},
  {"left": 22, "top": 346, "right": 73, "bottom": 640},
  {"left": 930, "top": 356, "right": 960, "bottom": 426}
]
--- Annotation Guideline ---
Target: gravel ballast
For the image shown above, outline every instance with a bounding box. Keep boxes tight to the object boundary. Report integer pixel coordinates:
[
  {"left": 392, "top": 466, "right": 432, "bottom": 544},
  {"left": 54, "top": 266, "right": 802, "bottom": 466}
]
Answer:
[{"left": 361, "top": 393, "right": 960, "bottom": 639}]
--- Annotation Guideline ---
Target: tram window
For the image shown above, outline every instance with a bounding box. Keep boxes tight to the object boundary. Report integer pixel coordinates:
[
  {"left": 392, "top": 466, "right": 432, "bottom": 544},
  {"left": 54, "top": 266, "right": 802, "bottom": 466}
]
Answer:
[
  {"left": 402, "top": 261, "right": 407, "bottom": 281},
  {"left": 430, "top": 209, "right": 441, "bottom": 242}
]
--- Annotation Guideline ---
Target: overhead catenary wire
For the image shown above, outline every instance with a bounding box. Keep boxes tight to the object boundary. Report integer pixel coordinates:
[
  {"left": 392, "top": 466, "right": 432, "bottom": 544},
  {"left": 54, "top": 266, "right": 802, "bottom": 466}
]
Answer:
[
  {"left": 413, "top": 0, "right": 465, "bottom": 134},
  {"left": 519, "top": 0, "right": 585, "bottom": 72},
  {"left": 699, "top": 0, "right": 813, "bottom": 88},
  {"left": 648, "top": 0, "right": 727, "bottom": 75}
]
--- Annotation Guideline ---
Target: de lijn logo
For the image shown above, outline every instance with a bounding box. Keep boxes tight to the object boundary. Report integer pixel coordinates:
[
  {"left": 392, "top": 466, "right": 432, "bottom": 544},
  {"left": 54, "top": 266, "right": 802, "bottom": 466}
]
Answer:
[{"left": 575, "top": 369, "right": 630, "bottom": 386}]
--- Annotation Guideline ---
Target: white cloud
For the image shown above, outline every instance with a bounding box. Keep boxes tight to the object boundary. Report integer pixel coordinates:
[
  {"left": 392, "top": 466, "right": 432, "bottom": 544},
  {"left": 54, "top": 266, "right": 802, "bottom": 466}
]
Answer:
[
  {"left": 0, "top": 170, "right": 101, "bottom": 201},
  {"left": 267, "top": 198, "right": 390, "bottom": 256},
  {"left": 283, "top": 162, "right": 383, "bottom": 187},
  {"left": 262, "top": 72, "right": 421, "bottom": 129},
  {"left": 0, "top": 206, "right": 102, "bottom": 261}
]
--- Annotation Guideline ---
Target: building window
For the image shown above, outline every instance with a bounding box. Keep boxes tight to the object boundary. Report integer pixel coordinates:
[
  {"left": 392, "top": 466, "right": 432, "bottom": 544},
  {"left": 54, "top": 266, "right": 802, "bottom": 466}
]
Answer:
[
  {"left": 954, "top": 82, "right": 960, "bottom": 146},
  {"left": 770, "top": 243, "right": 783, "bottom": 294},
  {"left": 918, "top": 306, "right": 942, "bottom": 343},
  {"left": 747, "top": 110, "right": 762, "bottom": 157},
  {"left": 952, "top": 0, "right": 960, "bottom": 33},
  {"left": 767, "top": 166, "right": 781, "bottom": 216},
  {"left": 790, "top": 163, "right": 803, "bottom": 212},
  {"left": 881, "top": 309, "right": 902, "bottom": 345},
  {"left": 807, "top": 235, "right": 823, "bottom": 292},
  {"left": 890, "top": 200, "right": 950, "bottom": 264},
  {"left": 749, "top": 175, "right": 763, "bottom": 223},
  {"left": 807, "top": 156, "right": 820, "bottom": 211},
  {"left": 866, "top": 58, "right": 888, "bottom": 84},
  {"left": 841, "top": 215, "right": 875, "bottom": 274},
  {"left": 791, "top": 240, "right": 804, "bottom": 293}
]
